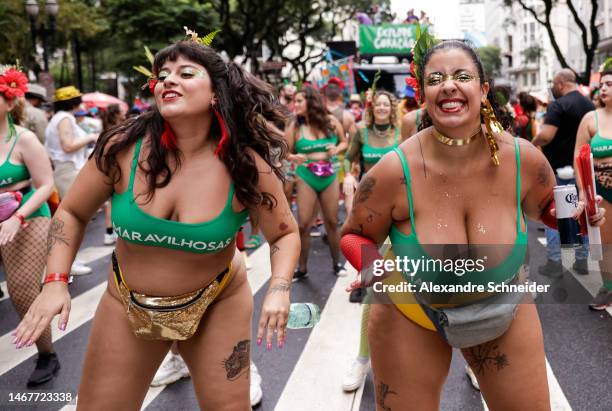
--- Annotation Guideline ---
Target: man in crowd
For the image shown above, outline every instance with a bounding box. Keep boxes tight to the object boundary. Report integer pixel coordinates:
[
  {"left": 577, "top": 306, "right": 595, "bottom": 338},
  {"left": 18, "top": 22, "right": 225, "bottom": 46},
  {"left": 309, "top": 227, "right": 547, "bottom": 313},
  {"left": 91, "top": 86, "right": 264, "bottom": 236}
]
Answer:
[
  {"left": 533, "top": 69, "right": 594, "bottom": 277},
  {"left": 23, "top": 84, "right": 49, "bottom": 143}
]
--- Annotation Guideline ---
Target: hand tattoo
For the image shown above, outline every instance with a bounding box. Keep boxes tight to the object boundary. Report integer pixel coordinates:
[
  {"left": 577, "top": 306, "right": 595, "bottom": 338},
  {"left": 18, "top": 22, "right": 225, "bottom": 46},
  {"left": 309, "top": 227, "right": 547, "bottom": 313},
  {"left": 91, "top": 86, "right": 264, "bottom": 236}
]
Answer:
[
  {"left": 268, "top": 281, "right": 291, "bottom": 294},
  {"left": 46, "top": 218, "right": 69, "bottom": 256},
  {"left": 222, "top": 340, "right": 250, "bottom": 381}
]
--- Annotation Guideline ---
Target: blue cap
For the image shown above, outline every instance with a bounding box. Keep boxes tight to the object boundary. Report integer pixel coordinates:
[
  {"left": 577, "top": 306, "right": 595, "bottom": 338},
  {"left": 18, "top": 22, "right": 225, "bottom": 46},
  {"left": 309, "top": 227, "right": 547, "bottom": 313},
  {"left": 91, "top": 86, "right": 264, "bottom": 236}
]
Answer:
[
  {"left": 74, "top": 110, "right": 88, "bottom": 117},
  {"left": 404, "top": 86, "right": 415, "bottom": 99}
]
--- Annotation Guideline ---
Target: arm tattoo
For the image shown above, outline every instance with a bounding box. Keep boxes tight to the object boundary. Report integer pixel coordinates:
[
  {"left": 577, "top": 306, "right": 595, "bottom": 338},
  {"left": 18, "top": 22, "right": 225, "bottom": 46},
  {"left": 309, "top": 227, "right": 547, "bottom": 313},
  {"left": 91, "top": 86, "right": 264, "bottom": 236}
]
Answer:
[
  {"left": 222, "top": 340, "right": 250, "bottom": 381},
  {"left": 270, "top": 244, "right": 280, "bottom": 256},
  {"left": 376, "top": 381, "right": 397, "bottom": 411},
  {"left": 464, "top": 342, "right": 510, "bottom": 376},
  {"left": 355, "top": 176, "right": 376, "bottom": 204},
  {"left": 46, "top": 218, "right": 69, "bottom": 256},
  {"left": 268, "top": 281, "right": 291, "bottom": 294},
  {"left": 536, "top": 161, "right": 552, "bottom": 187}
]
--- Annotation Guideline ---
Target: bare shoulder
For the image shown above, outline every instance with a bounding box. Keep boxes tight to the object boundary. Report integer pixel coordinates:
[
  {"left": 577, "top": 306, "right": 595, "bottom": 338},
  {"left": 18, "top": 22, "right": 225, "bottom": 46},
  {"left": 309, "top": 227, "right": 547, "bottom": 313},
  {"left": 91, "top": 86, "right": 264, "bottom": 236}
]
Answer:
[
  {"left": 328, "top": 114, "right": 342, "bottom": 128},
  {"left": 245, "top": 147, "right": 274, "bottom": 174},
  {"left": 14, "top": 125, "right": 40, "bottom": 147}
]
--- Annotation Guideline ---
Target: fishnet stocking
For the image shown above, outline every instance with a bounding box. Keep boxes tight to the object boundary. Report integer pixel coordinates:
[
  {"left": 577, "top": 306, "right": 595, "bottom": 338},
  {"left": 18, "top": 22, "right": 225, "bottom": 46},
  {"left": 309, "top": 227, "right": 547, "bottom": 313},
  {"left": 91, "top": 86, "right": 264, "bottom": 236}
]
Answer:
[{"left": 1, "top": 217, "right": 53, "bottom": 353}]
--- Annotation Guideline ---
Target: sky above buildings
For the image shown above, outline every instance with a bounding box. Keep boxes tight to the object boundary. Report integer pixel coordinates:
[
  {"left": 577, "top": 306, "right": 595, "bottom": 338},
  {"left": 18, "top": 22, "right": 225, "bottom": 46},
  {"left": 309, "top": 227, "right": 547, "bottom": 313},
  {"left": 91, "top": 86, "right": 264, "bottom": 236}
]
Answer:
[{"left": 390, "top": 0, "right": 464, "bottom": 38}]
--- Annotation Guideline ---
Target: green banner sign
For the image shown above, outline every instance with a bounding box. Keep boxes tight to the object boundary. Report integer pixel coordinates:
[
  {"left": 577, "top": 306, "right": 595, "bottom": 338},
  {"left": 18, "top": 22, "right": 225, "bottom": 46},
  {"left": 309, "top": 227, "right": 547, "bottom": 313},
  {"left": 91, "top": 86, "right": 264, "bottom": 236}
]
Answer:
[{"left": 359, "top": 24, "right": 417, "bottom": 55}]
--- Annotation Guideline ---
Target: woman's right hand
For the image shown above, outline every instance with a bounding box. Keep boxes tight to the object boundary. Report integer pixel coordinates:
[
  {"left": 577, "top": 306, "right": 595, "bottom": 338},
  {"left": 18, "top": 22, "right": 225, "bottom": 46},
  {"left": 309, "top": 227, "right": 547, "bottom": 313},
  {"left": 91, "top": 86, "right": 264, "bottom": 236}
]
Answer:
[
  {"left": 343, "top": 173, "right": 358, "bottom": 196},
  {"left": 12, "top": 282, "right": 71, "bottom": 348},
  {"left": 291, "top": 154, "right": 307, "bottom": 165}
]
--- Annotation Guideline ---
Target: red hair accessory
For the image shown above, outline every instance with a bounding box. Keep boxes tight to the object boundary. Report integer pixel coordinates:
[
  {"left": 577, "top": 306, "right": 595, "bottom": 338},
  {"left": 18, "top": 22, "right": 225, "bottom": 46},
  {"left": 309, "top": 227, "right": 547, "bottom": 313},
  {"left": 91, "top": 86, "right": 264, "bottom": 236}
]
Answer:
[
  {"left": 161, "top": 121, "right": 178, "bottom": 150},
  {"left": 213, "top": 107, "right": 229, "bottom": 157},
  {"left": 0, "top": 68, "right": 28, "bottom": 99},
  {"left": 327, "top": 76, "right": 345, "bottom": 90},
  {"left": 148, "top": 78, "right": 158, "bottom": 93},
  {"left": 406, "top": 61, "right": 421, "bottom": 102}
]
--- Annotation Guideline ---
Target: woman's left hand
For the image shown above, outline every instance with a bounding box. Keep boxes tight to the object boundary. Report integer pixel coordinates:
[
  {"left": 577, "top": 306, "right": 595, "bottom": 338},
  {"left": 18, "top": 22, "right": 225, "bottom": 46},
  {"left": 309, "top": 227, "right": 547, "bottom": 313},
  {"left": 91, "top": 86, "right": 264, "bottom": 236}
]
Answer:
[
  {"left": 257, "top": 290, "right": 290, "bottom": 350},
  {"left": 572, "top": 196, "right": 606, "bottom": 227},
  {"left": 0, "top": 215, "right": 22, "bottom": 245},
  {"left": 327, "top": 145, "right": 338, "bottom": 156}
]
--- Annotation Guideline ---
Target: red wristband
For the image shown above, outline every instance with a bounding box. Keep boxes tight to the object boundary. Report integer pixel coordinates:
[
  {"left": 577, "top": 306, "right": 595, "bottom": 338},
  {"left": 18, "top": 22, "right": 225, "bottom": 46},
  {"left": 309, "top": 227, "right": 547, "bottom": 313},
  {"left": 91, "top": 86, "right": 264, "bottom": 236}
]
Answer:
[
  {"left": 13, "top": 212, "right": 28, "bottom": 228},
  {"left": 43, "top": 273, "right": 70, "bottom": 284}
]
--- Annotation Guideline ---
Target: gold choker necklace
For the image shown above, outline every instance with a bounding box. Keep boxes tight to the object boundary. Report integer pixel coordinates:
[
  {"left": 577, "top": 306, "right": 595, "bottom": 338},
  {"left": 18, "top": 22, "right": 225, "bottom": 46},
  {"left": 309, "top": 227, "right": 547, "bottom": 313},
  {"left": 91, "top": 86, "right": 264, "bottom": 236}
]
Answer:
[{"left": 432, "top": 126, "right": 482, "bottom": 146}]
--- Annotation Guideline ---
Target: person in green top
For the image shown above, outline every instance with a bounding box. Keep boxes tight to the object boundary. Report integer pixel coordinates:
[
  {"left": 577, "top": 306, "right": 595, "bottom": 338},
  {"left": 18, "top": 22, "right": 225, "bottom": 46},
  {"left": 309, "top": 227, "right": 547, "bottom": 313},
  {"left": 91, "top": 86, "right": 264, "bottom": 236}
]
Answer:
[
  {"left": 342, "top": 40, "right": 605, "bottom": 409},
  {"left": 285, "top": 86, "right": 348, "bottom": 279},
  {"left": 574, "top": 66, "right": 612, "bottom": 310},
  {"left": 15, "top": 39, "right": 300, "bottom": 410},
  {"left": 0, "top": 65, "right": 56, "bottom": 387},
  {"left": 344, "top": 90, "right": 402, "bottom": 215}
]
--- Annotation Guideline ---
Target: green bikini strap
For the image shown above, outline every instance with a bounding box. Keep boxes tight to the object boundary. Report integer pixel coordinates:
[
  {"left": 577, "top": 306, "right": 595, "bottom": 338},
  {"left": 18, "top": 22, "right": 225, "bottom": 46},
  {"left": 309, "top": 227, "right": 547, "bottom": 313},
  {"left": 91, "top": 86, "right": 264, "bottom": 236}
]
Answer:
[
  {"left": 392, "top": 147, "right": 416, "bottom": 232},
  {"left": 394, "top": 126, "right": 399, "bottom": 145},
  {"left": 5, "top": 128, "right": 23, "bottom": 161},
  {"left": 514, "top": 138, "right": 525, "bottom": 233},
  {"left": 128, "top": 138, "right": 143, "bottom": 191},
  {"left": 363, "top": 127, "right": 369, "bottom": 145}
]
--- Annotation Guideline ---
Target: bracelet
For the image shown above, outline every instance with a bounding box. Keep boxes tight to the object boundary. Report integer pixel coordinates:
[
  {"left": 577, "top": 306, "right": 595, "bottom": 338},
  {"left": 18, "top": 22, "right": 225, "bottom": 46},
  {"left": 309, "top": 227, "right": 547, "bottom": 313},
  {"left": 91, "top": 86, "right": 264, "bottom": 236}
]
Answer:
[
  {"left": 13, "top": 212, "right": 28, "bottom": 228},
  {"left": 43, "top": 273, "right": 70, "bottom": 284}
]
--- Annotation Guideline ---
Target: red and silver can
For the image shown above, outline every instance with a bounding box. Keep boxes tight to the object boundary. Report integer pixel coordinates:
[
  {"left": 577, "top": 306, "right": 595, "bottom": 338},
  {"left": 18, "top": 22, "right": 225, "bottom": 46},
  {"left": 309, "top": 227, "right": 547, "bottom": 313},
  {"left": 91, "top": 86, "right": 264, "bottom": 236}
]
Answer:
[{"left": 552, "top": 184, "right": 582, "bottom": 246}]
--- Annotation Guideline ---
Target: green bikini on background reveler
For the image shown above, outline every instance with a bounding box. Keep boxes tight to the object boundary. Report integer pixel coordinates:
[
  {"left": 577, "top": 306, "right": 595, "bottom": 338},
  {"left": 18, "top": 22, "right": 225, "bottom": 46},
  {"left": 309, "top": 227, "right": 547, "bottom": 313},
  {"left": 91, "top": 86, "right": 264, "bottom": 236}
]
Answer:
[
  {"left": 294, "top": 129, "right": 338, "bottom": 192},
  {"left": 0, "top": 130, "right": 51, "bottom": 218},
  {"left": 592, "top": 111, "right": 612, "bottom": 202}
]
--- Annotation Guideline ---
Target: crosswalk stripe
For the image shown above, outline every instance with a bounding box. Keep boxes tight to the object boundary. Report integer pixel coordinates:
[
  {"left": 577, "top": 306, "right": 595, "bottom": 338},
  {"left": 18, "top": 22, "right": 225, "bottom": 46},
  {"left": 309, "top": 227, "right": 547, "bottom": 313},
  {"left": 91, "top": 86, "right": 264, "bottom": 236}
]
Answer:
[
  {"left": 480, "top": 359, "right": 571, "bottom": 410},
  {"left": 140, "top": 245, "right": 273, "bottom": 410},
  {"left": 0, "top": 282, "right": 106, "bottom": 377},
  {"left": 275, "top": 263, "right": 362, "bottom": 411}
]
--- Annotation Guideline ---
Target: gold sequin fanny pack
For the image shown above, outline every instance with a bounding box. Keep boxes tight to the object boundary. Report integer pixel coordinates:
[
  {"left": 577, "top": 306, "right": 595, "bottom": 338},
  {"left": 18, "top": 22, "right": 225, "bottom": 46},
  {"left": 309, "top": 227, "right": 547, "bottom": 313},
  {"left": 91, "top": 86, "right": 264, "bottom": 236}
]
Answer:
[{"left": 112, "top": 251, "right": 233, "bottom": 340}]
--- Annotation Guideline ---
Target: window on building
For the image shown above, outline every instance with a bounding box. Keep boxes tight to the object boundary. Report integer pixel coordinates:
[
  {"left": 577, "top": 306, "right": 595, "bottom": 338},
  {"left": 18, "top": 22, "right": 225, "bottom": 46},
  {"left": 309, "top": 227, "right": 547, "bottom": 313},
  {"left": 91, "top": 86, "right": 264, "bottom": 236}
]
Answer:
[
  {"left": 522, "top": 73, "right": 527, "bottom": 86},
  {"left": 508, "top": 35, "right": 513, "bottom": 52},
  {"left": 508, "top": 55, "right": 513, "bottom": 68},
  {"left": 531, "top": 72, "right": 537, "bottom": 86},
  {"left": 529, "top": 22, "right": 536, "bottom": 44},
  {"left": 523, "top": 24, "right": 528, "bottom": 45}
]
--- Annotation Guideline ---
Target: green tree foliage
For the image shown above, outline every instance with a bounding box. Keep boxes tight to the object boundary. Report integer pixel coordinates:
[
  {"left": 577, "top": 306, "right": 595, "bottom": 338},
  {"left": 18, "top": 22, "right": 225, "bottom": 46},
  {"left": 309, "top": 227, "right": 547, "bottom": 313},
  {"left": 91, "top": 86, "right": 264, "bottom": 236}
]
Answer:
[
  {"left": 504, "top": 0, "right": 600, "bottom": 84},
  {"left": 478, "top": 46, "right": 502, "bottom": 79},
  {"left": 0, "top": 0, "right": 38, "bottom": 70}
]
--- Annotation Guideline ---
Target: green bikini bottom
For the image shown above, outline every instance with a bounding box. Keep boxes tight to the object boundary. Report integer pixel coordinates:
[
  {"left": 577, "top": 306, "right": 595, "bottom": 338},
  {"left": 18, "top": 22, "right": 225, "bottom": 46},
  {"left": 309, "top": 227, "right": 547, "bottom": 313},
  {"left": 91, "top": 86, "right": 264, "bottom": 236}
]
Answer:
[{"left": 296, "top": 164, "right": 337, "bottom": 193}]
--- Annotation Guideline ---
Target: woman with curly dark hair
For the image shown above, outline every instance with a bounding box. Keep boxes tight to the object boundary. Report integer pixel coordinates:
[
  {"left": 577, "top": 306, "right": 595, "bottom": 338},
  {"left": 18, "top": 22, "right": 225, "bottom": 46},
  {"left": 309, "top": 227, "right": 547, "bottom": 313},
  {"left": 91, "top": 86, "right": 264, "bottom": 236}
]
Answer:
[
  {"left": 285, "top": 86, "right": 347, "bottom": 280},
  {"left": 341, "top": 39, "right": 605, "bottom": 409},
  {"left": 13, "top": 39, "right": 300, "bottom": 409}
]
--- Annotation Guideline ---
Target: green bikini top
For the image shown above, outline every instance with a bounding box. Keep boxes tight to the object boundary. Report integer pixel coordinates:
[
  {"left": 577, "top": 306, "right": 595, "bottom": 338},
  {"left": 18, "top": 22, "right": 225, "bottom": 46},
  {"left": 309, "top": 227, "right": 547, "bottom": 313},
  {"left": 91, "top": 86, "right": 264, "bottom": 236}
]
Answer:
[
  {"left": 361, "top": 126, "right": 399, "bottom": 164},
  {"left": 389, "top": 138, "right": 527, "bottom": 287},
  {"left": 591, "top": 111, "right": 612, "bottom": 158},
  {"left": 111, "top": 138, "right": 249, "bottom": 254},
  {"left": 0, "top": 131, "right": 30, "bottom": 188},
  {"left": 295, "top": 126, "right": 338, "bottom": 154}
]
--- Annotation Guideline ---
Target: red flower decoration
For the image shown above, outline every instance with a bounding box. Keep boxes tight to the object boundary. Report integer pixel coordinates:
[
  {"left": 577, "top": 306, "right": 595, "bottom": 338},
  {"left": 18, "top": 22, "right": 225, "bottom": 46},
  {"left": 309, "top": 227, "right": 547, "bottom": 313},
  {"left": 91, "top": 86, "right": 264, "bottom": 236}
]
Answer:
[
  {"left": 0, "top": 68, "right": 28, "bottom": 99},
  {"left": 410, "top": 61, "right": 416, "bottom": 77},
  {"left": 405, "top": 75, "right": 420, "bottom": 102},
  {"left": 148, "top": 78, "right": 158, "bottom": 93}
]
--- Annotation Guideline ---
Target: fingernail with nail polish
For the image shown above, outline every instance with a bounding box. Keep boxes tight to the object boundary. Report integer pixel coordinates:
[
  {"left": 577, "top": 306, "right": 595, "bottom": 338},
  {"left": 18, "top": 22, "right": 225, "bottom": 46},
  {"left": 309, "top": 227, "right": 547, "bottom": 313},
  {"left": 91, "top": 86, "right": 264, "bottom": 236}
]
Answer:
[
  {"left": 266, "top": 343, "right": 272, "bottom": 350},
  {"left": 257, "top": 338, "right": 262, "bottom": 346},
  {"left": 279, "top": 341, "right": 284, "bottom": 348},
  {"left": 27, "top": 340, "right": 33, "bottom": 347},
  {"left": 60, "top": 323, "right": 66, "bottom": 331}
]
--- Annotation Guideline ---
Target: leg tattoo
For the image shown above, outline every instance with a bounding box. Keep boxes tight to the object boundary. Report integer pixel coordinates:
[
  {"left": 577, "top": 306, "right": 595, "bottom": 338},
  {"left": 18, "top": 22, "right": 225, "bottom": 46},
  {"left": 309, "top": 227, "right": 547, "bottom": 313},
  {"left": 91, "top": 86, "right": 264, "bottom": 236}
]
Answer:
[
  {"left": 222, "top": 340, "right": 250, "bottom": 381},
  {"left": 465, "top": 342, "right": 509, "bottom": 376},
  {"left": 376, "top": 381, "right": 397, "bottom": 411}
]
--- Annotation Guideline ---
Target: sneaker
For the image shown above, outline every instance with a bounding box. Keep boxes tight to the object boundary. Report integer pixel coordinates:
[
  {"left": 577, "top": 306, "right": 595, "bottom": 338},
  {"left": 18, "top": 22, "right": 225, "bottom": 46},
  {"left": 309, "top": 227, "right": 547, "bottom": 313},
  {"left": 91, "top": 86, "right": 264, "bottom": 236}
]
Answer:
[
  {"left": 465, "top": 365, "right": 480, "bottom": 390},
  {"left": 349, "top": 287, "right": 366, "bottom": 303},
  {"left": 342, "top": 359, "right": 370, "bottom": 392},
  {"left": 27, "top": 352, "right": 60, "bottom": 388},
  {"left": 334, "top": 263, "right": 347, "bottom": 277},
  {"left": 250, "top": 362, "right": 263, "bottom": 407},
  {"left": 292, "top": 269, "right": 308, "bottom": 282},
  {"left": 103, "top": 232, "right": 117, "bottom": 245},
  {"left": 572, "top": 258, "right": 589, "bottom": 275},
  {"left": 244, "top": 235, "right": 263, "bottom": 250},
  {"left": 538, "top": 259, "right": 563, "bottom": 279},
  {"left": 309, "top": 226, "right": 321, "bottom": 237},
  {"left": 150, "top": 353, "right": 190, "bottom": 386},
  {"left": 71, "top": 260, "right": 92, "bottom": 276},
  {"left": 588, "top": 287, "right": 612, "bottom": 311}
]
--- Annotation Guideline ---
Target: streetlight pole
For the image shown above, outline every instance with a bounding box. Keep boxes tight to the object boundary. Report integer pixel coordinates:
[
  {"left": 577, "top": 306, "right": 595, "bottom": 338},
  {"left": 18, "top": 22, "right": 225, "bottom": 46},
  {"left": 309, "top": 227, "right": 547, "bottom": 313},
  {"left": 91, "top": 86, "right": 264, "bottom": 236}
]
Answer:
[{"left": 24, "top": 0, "right": 59, "bottom": 73}]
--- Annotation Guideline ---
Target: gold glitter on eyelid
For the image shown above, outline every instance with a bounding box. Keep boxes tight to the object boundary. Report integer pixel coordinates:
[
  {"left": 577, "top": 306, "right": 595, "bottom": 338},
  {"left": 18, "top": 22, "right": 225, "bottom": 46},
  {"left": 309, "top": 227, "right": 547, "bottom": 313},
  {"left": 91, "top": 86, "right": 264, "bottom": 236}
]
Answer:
[{"left": 425, "top": 72, "right": 479, "bottom": 86}]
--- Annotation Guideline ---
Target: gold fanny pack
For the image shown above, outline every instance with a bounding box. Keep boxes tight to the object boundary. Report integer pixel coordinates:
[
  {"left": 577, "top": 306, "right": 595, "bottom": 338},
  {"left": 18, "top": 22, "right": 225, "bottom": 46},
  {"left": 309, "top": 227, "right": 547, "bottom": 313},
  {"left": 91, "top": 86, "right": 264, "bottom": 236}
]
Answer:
[{"left": 112, "top": 251, "right": 233, "bottom": 341}]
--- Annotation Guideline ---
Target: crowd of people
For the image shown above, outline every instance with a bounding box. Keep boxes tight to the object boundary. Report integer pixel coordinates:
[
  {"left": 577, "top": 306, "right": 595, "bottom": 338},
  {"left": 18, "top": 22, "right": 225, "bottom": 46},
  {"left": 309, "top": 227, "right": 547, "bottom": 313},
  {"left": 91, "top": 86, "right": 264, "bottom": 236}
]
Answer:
[{"left": 1, "top": 24, "right": 610, "bottom": 410}]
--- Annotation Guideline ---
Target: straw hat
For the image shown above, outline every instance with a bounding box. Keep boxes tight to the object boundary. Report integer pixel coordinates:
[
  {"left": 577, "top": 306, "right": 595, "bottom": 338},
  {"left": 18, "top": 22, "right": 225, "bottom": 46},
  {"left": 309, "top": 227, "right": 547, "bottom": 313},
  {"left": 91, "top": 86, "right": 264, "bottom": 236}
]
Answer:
[{"left": 54, "top": 86, "right": 82, "bottom": 102}]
